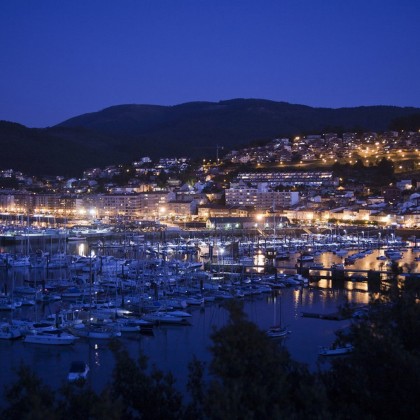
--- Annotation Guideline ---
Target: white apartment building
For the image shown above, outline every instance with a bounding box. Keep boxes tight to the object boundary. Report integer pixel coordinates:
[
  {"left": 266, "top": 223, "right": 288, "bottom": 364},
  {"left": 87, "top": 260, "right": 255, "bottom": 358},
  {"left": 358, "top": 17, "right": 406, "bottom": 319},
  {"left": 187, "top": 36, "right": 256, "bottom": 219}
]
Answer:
[
  {"left": 236, "top": 171, "right": 337, "bottom": 187},
  {"left": 137, "top": 192, "right": 168, "bottom": 217},
  {"left": 94, "top": 194, "right": 141, "bottom": 219},
  {"left": 225, "top": 183, "right": 299, "bottom": 210}
]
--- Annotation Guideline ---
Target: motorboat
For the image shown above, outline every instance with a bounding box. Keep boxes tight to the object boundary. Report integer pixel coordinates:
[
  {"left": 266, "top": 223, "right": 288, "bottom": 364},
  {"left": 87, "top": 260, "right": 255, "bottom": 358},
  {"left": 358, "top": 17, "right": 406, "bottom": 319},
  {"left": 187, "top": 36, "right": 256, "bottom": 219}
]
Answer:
[
  {"left": 334, "top": 249, "right": 348, "bottom": 257},
  {"left": 318, "top": 344, "right": 353, "bottom": 356},
  {"left": 297, "top": 254, "right": 314, "bottom": 262},
  {"left": 142, "top": 311, "right": 191, "bottom": 325},
  {"left": 69, "top": 323, "right": 122, "bottom": 339},
  {"left": 266, "top": 326, "right": 290, "bottom": 339},
  {"left": 308, "top": 262, "right": 324, "bottom": 270},
  {"left": 23, "top": 328, "right": 79, "bottom": 345},
  {"left": 0, "top": 323, "right": 22, "bottom": 340},
  {"left": 68, "top": 361, "right": 89, "bottom": 382}
]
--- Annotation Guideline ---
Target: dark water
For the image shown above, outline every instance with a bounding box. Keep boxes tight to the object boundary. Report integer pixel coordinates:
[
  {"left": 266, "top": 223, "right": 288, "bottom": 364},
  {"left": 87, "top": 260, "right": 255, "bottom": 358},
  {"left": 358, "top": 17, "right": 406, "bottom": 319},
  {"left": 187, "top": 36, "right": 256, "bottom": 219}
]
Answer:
[
  {"left": 0, "top": 242, "right": 418, "bottom": 404},
  {"left": 0, "top": 286, "right": 361, "bottom": 402}
]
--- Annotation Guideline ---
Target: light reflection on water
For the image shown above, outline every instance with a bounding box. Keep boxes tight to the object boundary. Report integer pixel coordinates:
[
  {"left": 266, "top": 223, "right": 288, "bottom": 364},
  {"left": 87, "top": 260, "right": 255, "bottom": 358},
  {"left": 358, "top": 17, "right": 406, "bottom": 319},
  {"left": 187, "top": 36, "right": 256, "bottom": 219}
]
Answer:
[
  {"left": 0, "top": 242, "right": 418, "bottom": 403},
  {"left": 0, "top": 287, "right": 367, "bottom": 401}
]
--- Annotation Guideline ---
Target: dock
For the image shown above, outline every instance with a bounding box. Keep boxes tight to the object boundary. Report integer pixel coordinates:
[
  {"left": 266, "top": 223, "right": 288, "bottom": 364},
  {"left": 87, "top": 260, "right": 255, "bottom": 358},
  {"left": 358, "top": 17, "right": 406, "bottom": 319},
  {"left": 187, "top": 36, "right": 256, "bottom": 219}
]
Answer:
[{"left": 301, "top": 311, "right": 347, "bottom": 321}]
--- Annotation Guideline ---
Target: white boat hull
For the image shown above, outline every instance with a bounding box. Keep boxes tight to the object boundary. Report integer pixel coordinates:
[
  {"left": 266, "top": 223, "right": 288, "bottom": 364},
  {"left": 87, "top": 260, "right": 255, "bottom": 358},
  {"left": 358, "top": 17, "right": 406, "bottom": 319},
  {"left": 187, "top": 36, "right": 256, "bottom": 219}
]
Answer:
[{"left": 24, "top": 331, "right": 78, "bottom": 345}]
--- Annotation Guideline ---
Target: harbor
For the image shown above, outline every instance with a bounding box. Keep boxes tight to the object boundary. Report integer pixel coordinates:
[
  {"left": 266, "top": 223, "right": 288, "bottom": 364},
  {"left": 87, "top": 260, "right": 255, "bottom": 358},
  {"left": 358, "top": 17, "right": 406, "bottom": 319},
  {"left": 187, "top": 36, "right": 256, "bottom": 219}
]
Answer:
[{"left": 0, "top": 227, "right": 418, "bottom": 400}]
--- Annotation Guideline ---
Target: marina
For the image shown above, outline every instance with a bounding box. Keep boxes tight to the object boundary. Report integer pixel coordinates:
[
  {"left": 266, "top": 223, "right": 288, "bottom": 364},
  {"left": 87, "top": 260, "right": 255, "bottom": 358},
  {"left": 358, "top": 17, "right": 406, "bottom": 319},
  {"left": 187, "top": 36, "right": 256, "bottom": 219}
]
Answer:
[{"left": 0, "top": 228, "right": 418, "bottom": 401}]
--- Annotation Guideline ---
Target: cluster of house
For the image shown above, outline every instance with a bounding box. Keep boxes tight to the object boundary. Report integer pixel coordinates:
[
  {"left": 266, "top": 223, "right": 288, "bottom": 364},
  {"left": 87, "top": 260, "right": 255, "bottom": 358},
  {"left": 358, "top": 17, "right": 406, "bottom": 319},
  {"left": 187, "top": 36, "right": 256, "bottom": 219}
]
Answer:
[
  {"left": 0, "top": 130, "right": 419, "bottom": 229},
  {"left": 225, "top": 130, "right": 420, "bottom": 169},
  {"left": 0, "top": 169, "right": 418, "bottom": 229}
]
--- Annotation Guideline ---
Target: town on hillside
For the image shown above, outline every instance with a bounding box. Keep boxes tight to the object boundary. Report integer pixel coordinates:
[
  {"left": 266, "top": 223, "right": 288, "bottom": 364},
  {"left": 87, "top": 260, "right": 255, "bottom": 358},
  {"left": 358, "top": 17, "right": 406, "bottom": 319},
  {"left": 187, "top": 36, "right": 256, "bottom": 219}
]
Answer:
[{"left": 0, "top": 130, "right": 419, "bottom": 232}]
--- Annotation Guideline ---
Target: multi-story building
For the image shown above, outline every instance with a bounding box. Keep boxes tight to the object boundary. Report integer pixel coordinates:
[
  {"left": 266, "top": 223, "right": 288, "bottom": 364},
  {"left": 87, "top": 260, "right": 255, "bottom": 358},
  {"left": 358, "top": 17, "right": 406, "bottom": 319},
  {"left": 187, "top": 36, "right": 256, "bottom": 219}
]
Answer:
[
  {"left": 197, "top": 204, "right": 250, "bottom": 219},
  {"left": 165, "top": 201, "right": 194, "bottom": 218},
  {"left": 94, "top": 194, "right": 141, "bottom": 219},
  {"left": 137, "top": 192, "right": 169, "bottom": 217},
  {"left": 33, "top": 194, "right": 78, "bottom": 216},
  {"left": 225, "top": 182, "right": 299, "bottom": 210},
  {"left": 236, "top": 171, "right": 337, "bottom": 187},
  {"left": 0, "top": 193, "right": 15, "bottom": 212}
]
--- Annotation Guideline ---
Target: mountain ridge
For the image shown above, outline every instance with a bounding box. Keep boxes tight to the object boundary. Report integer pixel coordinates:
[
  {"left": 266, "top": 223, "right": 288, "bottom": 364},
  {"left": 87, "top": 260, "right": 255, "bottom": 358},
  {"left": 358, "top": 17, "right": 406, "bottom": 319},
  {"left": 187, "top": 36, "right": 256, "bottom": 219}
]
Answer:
[{"left": 1, "top": 99, "right": 419, "bottom": 176}]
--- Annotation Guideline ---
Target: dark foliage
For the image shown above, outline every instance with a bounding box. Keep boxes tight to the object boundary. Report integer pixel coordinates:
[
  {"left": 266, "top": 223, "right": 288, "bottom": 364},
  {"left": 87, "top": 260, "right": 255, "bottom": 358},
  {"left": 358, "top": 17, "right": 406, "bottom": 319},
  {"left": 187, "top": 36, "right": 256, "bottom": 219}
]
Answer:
[
  {"left": 1, "top": 364, "right": 56, "bottom": 420},
  {"left": 109, "top": 340, "right": 185, "bottom": 420},
  {"left": 2, "top": 287, "right": 420, "bottom": 419},
  {"left": 389, "top": 113, "right": 420, "bottom": 131},
  {"left": 332, "top": 158, "right": 395, "bottom": 185},
  {"left": 200, "top": 300, "right": 329, "bottom": 419},
  {"left": 0, "top": 121, "right": 126, "bottom": 177},
  {"left": 1, "top": 100, "right": 419, "bottom": 175},
  {"left": 322, "top": 280, "right": 420, "bottom": 419},
  {"left": 1, "top": 364, "right": 121, "bottom": 419}
]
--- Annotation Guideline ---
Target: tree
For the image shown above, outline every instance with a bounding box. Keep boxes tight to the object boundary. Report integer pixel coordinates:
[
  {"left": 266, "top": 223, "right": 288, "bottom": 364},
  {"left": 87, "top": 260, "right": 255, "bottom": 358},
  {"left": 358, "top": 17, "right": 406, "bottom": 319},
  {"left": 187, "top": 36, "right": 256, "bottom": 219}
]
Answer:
[
  {"left": 1, "top": 364, "right": 122, "bottom": 420},
  {"left": 3, "top": 291, "right": 420, "bottom": 419},
  {"left": 198, "top": 300, "right": 329, "bottom": 419},
  {"left": 1, "top": 365, "right": 56, "bottom": 420},
  {"left": 57, "top": 384, "right": 122, "bottom": 419},
  {"left": 376, "top": 157, "right": 394, "bottom": 179},
  {"left": 156, "top": 170, "right": 169, "bottom": 188},
  {"left": 109, "top": 340, "right": 185, "bottom": 420},
  {"left": 291, "top": 151, "right": 302, "bottom": 163},
  {"left": 322, "top": 281, "right": 420, "bottom": 419},
  {"left": 352, "top": 158, "right": 365, "bottom": 171}
]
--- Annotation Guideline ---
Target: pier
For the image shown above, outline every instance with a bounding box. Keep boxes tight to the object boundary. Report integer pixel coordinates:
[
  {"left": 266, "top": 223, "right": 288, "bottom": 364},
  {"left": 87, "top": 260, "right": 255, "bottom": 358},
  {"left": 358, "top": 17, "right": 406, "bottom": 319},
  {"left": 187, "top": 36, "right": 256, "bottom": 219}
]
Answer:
[{"left": 207, "top": 260, "right": 394, "bottom": 293}]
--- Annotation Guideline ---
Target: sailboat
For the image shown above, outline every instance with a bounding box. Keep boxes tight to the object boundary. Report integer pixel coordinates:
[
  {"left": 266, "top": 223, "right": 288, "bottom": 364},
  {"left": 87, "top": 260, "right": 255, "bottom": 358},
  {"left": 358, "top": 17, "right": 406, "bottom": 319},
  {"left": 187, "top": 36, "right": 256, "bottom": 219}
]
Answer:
[
  {"left": 68, "top": 253, "right": 121, "bottom": 340},
  {"left": 23, "top": 328, "right": 79, "bottom": 345},
  {"left": 266, "top": 292, "right": 290, "bottom": 339},
  {"left": 0, "top": 322, "right": 22, "bottom": 340}
]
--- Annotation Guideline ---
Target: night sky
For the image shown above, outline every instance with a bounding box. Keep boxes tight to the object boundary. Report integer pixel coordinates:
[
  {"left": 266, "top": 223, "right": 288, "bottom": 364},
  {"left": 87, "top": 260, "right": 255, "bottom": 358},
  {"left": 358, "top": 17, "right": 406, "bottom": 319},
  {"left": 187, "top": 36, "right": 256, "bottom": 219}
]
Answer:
[{"left": 1, "top": 0, "right": 419, "bottom": 127}]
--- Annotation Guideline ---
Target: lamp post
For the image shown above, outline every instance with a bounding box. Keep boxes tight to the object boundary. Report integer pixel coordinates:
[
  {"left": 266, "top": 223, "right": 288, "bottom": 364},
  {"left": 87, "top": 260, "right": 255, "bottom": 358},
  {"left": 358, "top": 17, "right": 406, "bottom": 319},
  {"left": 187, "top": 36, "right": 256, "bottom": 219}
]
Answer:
[
  {"left": 159, "top": 206, "right": 166, "bottom": 221},
  {"left": 219, "top": 247, "right": 224, "bottom": 266},
  {"left": 326, "top": 227, "right": 332, "bottom": 244},
  {"left": 255, "top": 213, "right": 264, "bottom": 239}
]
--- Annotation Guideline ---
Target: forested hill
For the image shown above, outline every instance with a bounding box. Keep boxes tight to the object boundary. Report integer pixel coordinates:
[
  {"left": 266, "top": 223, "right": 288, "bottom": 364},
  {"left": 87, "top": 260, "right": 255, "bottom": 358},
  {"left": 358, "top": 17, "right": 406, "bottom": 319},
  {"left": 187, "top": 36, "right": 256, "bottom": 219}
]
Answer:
[{"left": 1, "top": 99, "right": 419, "bottom": 176}]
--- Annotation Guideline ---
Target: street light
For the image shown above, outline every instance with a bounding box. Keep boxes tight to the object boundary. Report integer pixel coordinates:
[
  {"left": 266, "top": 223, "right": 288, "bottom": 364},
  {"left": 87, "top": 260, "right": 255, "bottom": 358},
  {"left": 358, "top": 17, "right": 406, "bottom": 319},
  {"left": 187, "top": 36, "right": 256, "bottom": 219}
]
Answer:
[
  {"left": 255, "top": 213, "right": 264, "bottom": 232},
  {"left": 219, "top": 247, "right": 225, "bottom": 265},
  {"left": 159, "top": 206, "right": 166, "bottom": 219},
  {"left": 256, "top": 214, "right": 264, "bottom": 222}
]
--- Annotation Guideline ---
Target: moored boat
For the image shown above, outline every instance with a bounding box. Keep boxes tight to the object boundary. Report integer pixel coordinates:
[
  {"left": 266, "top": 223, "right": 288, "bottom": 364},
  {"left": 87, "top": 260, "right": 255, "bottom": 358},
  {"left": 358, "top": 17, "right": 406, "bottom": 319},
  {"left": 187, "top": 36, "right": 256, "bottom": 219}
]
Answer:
[
  {"left": 266, "top": 325, "right": 290, "bottom": 339},
  {"left": 0, "top": 322, "right": 22, "bottom": 340},
  {"left": 23, "top": 329, "right": 79, "bottom": 345},
  {"left": 318, "top": 343, "right": 353, "bottom": 356},
  {"left": 69, "top": 323, "right": 122, "bottom": 339},
  {"left": 142, "top": 311, "right": 191, "bottom": 325},
  {"left": 68, "top": 361, "right": 89, "bottom": 382}
]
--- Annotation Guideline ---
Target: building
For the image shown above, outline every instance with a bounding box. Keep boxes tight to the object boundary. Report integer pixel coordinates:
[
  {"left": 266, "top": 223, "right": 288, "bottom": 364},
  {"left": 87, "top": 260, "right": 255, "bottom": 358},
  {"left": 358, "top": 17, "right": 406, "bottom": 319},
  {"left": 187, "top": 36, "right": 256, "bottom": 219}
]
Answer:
[
  {"left": 225, "top": 182, "right": 299, "bottom": 210},
  {"left": 197, "top": 204, "right": 250, "bottom": 219},
  {"left": 165, "top": 201, "right": 194, "bottom": 218},
  {"left": 94, "top": 194, "right": 140, "bottom": 219},
  {"left": 236, "top": 171, "right": 337, "bottom": 187},
  {"left": 206, "top": 216, "right": 289, "bottom": 231},
  {"left": 137, "top": 192, "right": 169, "bottom": 217}
]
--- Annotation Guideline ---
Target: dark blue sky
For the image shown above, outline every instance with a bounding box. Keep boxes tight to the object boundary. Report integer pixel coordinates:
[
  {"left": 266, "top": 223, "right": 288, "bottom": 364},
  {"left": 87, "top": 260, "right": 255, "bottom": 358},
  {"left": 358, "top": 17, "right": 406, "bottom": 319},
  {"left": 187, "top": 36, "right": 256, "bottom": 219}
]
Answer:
[{"left": 1, "top": 0, "right": 420, "bottom": 127}]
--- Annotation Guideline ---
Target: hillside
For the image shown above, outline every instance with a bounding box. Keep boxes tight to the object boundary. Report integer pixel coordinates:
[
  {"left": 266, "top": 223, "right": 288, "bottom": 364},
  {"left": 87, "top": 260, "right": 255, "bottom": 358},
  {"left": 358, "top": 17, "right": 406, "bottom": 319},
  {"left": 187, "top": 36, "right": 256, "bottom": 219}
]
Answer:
[
  {"left": 58, "top": 99, "right": 420, "bottom": 157},
  {"left": 0, "top": 121, "right": 126, "bottom": 176},
  {"left": 1, "top": 99, "right": 420, "bottom": 176}
]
